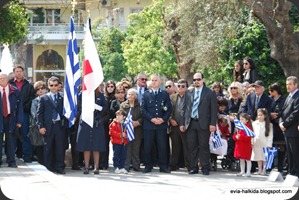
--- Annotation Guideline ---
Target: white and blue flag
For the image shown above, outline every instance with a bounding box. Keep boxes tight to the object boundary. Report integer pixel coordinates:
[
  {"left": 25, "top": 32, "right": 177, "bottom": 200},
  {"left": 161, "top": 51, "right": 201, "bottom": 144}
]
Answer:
[
  {"left": 234, "top": 118, "right": 255, "bottom": 137},
  {"left": 211, "top": 132, "right": 222, "bottom": 150},
  {"left": 263, "top": 147, "right": 278, "bottom": 170},
  {"left": 64, "top": 16, "right": 81, "bottom": 127},
  {"left": 124, "top": 108, "right": 135, "bottom": 142}
]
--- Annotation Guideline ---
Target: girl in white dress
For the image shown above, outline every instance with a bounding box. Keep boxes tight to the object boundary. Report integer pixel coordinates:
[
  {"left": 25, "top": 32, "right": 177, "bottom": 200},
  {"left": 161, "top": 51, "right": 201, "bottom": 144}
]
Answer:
[{"left": 251, "top": 108, "right": 273, "bottom": 175}]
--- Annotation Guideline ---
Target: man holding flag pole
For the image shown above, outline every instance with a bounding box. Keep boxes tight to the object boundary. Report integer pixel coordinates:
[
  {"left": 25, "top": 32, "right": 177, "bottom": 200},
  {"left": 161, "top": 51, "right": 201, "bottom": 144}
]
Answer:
[
  {"left": 76, "top": 18, "right": 107, "bottom": 174},
  {"left": 64, "top": 16, "right": 81, "bottom": 170}
]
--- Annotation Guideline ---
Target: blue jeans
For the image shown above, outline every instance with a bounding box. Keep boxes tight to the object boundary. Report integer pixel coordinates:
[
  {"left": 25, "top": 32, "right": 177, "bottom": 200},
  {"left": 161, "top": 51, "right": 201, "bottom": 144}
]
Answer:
[{"left": 112, "top": 143, "right": 127, "bottom": 169}]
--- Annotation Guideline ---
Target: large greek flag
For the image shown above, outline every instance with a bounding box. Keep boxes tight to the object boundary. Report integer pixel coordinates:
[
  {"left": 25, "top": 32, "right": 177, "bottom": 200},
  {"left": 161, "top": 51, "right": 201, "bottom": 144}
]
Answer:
[
  {"left": 234, "top": 118, "right": 255, "bottom": 137},
  {"left": 124, "top": 108, "right": 135, "bottom": 142},
  {"left": 64, "top": 17, "right": 81, "bottom": 127},
  {"left": 263, "top": 147, "right": 278, "bottom": 170}
]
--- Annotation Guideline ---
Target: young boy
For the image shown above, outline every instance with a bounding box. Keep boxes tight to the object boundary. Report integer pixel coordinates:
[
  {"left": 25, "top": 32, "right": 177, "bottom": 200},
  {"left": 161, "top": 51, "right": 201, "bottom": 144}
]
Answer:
[{"left": 109, "top": 110, "right": 128, "bottom": 174}]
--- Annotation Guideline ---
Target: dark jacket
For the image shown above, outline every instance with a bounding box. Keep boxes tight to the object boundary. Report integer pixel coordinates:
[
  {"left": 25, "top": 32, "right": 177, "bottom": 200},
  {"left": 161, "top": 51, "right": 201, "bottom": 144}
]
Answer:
[
  {"left": 0, "top": 84, "right": 24, "bottom": 134},
  {"left": 9, "top": 79, "right": 35, "bottom": 113}
]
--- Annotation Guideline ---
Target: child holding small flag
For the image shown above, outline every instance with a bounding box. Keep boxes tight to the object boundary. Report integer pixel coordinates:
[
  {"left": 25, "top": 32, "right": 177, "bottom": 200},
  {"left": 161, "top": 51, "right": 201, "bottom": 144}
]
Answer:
[
  {"left": 251, "top": 108, "right": 273, "bottom": 175},
  {"left": 109, "top": 110, "right": 128, "bottom": 174},
  {"left": 233, "top": 113, "right": 253, "bottom": 177}
]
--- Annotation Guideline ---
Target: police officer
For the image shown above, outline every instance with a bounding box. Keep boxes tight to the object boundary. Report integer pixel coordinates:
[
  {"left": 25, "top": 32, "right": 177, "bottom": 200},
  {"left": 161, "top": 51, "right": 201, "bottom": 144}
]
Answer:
[{"left": 141, "top": 74, "right": 172, "bottom": 173}]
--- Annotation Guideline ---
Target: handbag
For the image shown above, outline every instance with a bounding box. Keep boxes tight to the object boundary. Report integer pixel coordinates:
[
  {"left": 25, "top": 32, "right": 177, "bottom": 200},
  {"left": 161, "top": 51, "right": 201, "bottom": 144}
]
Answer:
[
  {"left": 28, "top": 124, "right": 44, "bottom": 146},
  {"left": 209, "top": 132, "right": 228, "bottom": 156}
]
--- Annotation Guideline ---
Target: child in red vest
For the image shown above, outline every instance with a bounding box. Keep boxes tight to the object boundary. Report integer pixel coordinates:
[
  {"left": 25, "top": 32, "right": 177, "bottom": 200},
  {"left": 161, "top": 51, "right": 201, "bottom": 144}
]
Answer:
[{"left": 109, "top": 110, "right": 128, "bottom": 174}]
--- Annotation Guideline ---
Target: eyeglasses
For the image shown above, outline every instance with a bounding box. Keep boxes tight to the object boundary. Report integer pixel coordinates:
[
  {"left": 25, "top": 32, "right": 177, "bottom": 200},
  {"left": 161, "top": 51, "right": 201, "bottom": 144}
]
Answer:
[
  {"left": 230, "top": 87, "right": 238, "bottom": 90},
  {"left": 193, "top": 78, "right": 202, "bottom": 82},
  {"left": 244, "top": 62, "right": 249, "bottom": 65},
  {"left": 107, "top": 85, "right": 114, "bottom": 88},
  {"left": 37, "top": 87, "right": 45, "bottom": 90},
  {"left": 140, "top": 78, "right": 148, "bottom": 81},
  {"left": 270, "top": 89, "right": 274, "bottom": 92},
  {"left": 123, "top": 86, "right": 130, "bottom": 89},
  {"left": 165, "top": 85, "right": 172, "bottom": 89},
  {"left": 49, "top": 84, "right": 58, "bottom": 87},
  {"left": 177, "top": 85, "right": 186, "bottom": 88},
  {"left": 116, "top": 92, "right": 125, "bottom": 94}
]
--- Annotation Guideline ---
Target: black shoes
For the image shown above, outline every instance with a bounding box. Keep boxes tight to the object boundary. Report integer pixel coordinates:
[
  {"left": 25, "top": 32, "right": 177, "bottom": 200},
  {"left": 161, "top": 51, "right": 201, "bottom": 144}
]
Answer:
[
  {"left": 83, "top": 168, "right": 89, "bottom": 175},
  {"left": 202, "top": 171, "right": 210, "bottom": 175},
  {"left": 188, "top": 170, "right": 199, "bottom": 174},
  {"left": 8, "top": 164, "right": 18, "bottom": 168},
  {"left": 56, "top": 169, "right": 66, "bottom": 174},
  {"left": 24, "top": 158, "right": 32, "bottom": 163},
  {"left": 94, "top": 169, "right": 99, "bottom": 174},
  {"left": 160, "top": 168, "right": 171, "bottom": 173},
  {"left": 133, "top": 168, "right": 141, "bottom": 172}
]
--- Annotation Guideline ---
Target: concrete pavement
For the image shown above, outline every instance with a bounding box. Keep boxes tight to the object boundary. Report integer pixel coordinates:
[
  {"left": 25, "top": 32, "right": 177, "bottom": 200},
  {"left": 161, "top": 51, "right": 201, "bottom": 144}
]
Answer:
[{"left": 0, "top": 159, "right": 298, "bottom": 200}]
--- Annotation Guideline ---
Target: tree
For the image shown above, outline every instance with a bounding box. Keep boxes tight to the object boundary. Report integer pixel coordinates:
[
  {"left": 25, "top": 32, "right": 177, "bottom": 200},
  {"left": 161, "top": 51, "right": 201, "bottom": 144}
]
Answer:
[
  {"left": 96, "top": 28, "right": 127, "bottom": 81},
  {"left": 0, "top": 0, "right": 29, "bottom": 44},
  {"left": 122, "top": 0, "right": 177, "bottom": 79},
  {"left": 243, "top": 0, "right": 299, "bottom": 78}
]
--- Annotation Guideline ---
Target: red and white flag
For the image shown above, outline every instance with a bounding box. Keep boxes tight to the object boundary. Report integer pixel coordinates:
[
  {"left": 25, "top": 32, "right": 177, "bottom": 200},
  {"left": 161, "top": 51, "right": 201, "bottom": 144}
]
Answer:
[{"left": 82, "top": 19, "right": 104, "bottom": 127}]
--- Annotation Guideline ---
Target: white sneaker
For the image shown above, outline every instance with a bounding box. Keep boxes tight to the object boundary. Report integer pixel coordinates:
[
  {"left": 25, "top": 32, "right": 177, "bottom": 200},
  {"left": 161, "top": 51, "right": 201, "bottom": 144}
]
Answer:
[
  {"left": 114, "top": 168, "right": 120, "bottom": 174},
  {"left": 243, "top": 173, "right": 251, "bottom": 177},
  {"left": 120, "top": 168, "right": 128, "bottom": 174}
]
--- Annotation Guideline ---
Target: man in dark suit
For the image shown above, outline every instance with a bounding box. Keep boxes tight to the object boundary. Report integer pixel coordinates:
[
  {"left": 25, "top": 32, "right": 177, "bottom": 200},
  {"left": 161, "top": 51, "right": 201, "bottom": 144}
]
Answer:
[
  {"left": 279, "top": 76, "right": 299, "bottom": 178},
  {"left": 169, "top": 79, "right": 190, "bottom": 171},
  {"left": 37, "top": 76, "right": 66, "bottom": 174},
  {"left": 141, "top": 74, "right": 172, "bottom": 173},
  {"left": 134, "top": 72, "right": 148, "bottom": 103},
  {"left": 0, "top": 73, "right": 23, "bottom": 168},
  {"left": 183, "top": 72, "right": 218, "bottom": 175},
  {"left": 242, "top": 80, "right": 272, "bottom": 120}
]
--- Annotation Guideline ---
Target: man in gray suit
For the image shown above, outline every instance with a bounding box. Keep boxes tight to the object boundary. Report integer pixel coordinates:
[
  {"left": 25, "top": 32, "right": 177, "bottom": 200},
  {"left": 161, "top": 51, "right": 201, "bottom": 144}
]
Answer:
[
  {"left": 182, "top": 72, "right": 218, "bottom": 175},
  {"left": 279, "top": 76, "right": 299, "bottom": 178}
]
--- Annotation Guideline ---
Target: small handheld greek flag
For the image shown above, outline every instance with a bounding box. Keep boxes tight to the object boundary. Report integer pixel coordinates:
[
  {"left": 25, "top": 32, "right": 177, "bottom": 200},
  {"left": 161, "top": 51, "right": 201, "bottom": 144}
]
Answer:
[
  {"left": 234, "top": 118, "right": 255, "bottom": 137},
  {"left": 211, "top": 132, "right": 222, "bottom": 150},
  {"left": 263, "top": 147, "right": 278, "bottom": 170},
  {"left": 124, "top": 108, "right": 135, "bottom": 142}
]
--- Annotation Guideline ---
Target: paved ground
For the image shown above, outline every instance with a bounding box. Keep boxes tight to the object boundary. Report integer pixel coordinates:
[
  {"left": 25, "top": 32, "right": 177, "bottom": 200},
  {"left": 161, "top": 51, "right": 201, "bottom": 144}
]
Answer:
[{"left": 0, "top": 159, "right": 298, "bottom": 200}]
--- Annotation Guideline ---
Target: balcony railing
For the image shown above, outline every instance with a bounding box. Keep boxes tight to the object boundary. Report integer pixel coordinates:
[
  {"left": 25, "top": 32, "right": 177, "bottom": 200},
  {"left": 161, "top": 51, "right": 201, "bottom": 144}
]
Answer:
[{"left": 28, "top": 23, "right": 85, "bottom": 34}]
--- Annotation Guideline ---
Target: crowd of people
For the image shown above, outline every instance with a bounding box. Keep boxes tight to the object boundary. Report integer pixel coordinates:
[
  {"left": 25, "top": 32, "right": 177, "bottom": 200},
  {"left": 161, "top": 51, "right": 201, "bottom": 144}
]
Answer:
[{"left": 0, "top": 57, "right": 299, "bottom": 179}]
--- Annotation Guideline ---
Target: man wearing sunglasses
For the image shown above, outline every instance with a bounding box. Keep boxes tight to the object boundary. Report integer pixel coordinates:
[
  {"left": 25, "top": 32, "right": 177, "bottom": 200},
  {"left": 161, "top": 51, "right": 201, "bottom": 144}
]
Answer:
[
  {"left": 183, "top": 72, "right": 218, "bottom": 175},
  {"left": 168, "top": 79, "right": 190, "bottom": 172},
  {"left": 165, "top": 80, "right": 177, "bottom": 95},
  {"left": 37, "top": 76, "right": 66, "bottom": 174}
]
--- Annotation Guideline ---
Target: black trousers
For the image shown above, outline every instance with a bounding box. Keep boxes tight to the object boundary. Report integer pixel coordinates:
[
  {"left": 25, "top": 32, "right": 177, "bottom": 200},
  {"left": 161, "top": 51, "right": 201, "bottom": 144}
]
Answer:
[
  {"left": 285, "top": 137, "right": 299, "bottom": 177},
  {"left": 187, "top": 119, "right": 210, "bottom": 172},
  {"left": 143, "top": 128, "right": 168, "bottom": 170}
]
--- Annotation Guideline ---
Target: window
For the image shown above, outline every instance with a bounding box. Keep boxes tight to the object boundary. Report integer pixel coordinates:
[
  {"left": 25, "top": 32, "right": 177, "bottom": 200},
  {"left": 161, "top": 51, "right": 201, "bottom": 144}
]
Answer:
[{"left": 45, "top": 9, "right": 61, "bottom": 25}]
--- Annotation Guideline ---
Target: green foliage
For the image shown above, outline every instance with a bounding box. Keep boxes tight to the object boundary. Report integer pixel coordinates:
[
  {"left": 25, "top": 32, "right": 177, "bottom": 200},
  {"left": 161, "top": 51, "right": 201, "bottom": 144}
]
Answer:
[
  {"left": 0, "top": 1, "right": 29, "bottom": 44},
  {"left": 122, "top": 0, "right": 177, "bottom": 78},
  {"left": 97, "top": 28, "right": 127, "bottom": 81},
  {"left": 289, "top": 5, "right": 299, "bottom": 30},
  {"left": 211, "top": 9, "right": 285, "bottom": 89}
]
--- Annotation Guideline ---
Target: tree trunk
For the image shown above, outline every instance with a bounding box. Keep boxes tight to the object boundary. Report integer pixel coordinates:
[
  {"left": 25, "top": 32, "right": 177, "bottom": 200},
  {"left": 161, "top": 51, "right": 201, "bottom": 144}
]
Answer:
[
  {"left": 11, "top": 39, "right": 28, "bottom": 74},
  {"left": 244, "top": 0, "right": 299, "bottom": 78}
]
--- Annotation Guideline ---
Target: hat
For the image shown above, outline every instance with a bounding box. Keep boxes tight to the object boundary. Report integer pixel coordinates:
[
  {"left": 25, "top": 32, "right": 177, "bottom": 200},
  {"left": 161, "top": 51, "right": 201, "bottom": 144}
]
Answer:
[{"left": 252, "top": 80, "right": 265, "bottom": 87}]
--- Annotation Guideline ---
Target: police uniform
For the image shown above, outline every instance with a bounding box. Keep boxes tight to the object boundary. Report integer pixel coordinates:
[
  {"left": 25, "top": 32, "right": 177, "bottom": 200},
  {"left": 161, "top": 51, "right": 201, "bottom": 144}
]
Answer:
[{"left": 140, "top": 89, "right": 172, "bottom": 172}]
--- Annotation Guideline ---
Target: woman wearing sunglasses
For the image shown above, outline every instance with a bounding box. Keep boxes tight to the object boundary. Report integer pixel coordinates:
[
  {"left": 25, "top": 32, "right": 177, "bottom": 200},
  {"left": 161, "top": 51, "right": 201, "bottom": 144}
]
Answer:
[{"left": 243, "top": 56, "right": 258, "bottom": 84}]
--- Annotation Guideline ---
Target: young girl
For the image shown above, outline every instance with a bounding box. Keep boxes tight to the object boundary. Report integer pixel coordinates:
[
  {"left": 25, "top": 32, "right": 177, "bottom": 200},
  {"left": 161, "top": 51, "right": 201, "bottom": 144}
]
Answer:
[
  {"left": 251, "top": 108, "right": 273, "bottom": 175},
  {"left": 109, "top": 110, "right": 128, "bottom": 174},
  {"left": 233, "top": 113, "right": 253, "bottom": 177}
]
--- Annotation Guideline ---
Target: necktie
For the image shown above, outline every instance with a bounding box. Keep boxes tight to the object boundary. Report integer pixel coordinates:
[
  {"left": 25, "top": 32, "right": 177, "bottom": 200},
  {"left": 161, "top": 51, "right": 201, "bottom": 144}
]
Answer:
[
  {"left": 285, "top": 95, "right": 291, "bottom": 105},
  {"left": 2, "top": 88, "right": 8, "bottom": 117},
  {"left": 138, "top": 88, "right": 142, "bottom": 103},
  {"left": 52, "top": 94, "right": 58, "bottom": 120},
  {"left": 192, "top": 90, "right": 200, "bottom": 118},
  {"left": 255, "top": 96, "right": 260, "bottom": 109}
]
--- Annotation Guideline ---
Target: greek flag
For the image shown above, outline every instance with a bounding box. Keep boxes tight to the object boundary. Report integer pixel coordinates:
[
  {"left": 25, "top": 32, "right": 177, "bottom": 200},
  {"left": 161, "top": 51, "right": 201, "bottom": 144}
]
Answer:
[
  {"left": 263, "top": 147, "right": 278, "bottom": 170},
  {"left": 211, "top": 132, "right": 222, "bottom": 149},
  {"left": 124, "top": 108, "right": 135, "bottom": 142},
  {"left": 234, "top": 118, "right": 255, "bottom": 137},
  {"left": 63, "top": 16, "right": 81, "bottom": 127}
]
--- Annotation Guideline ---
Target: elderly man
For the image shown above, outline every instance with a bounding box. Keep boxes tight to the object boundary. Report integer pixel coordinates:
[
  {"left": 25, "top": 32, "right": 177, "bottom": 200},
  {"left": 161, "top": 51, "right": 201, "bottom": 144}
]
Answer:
[
  {"left": 134, "top": 72, "right": 148, "bottom": 103},
  {"left": 0, "top": 73, "right": 23, "bottom": 167},
  {"left": 242, "top": 80, "right": 272, "bottom": 120}
]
